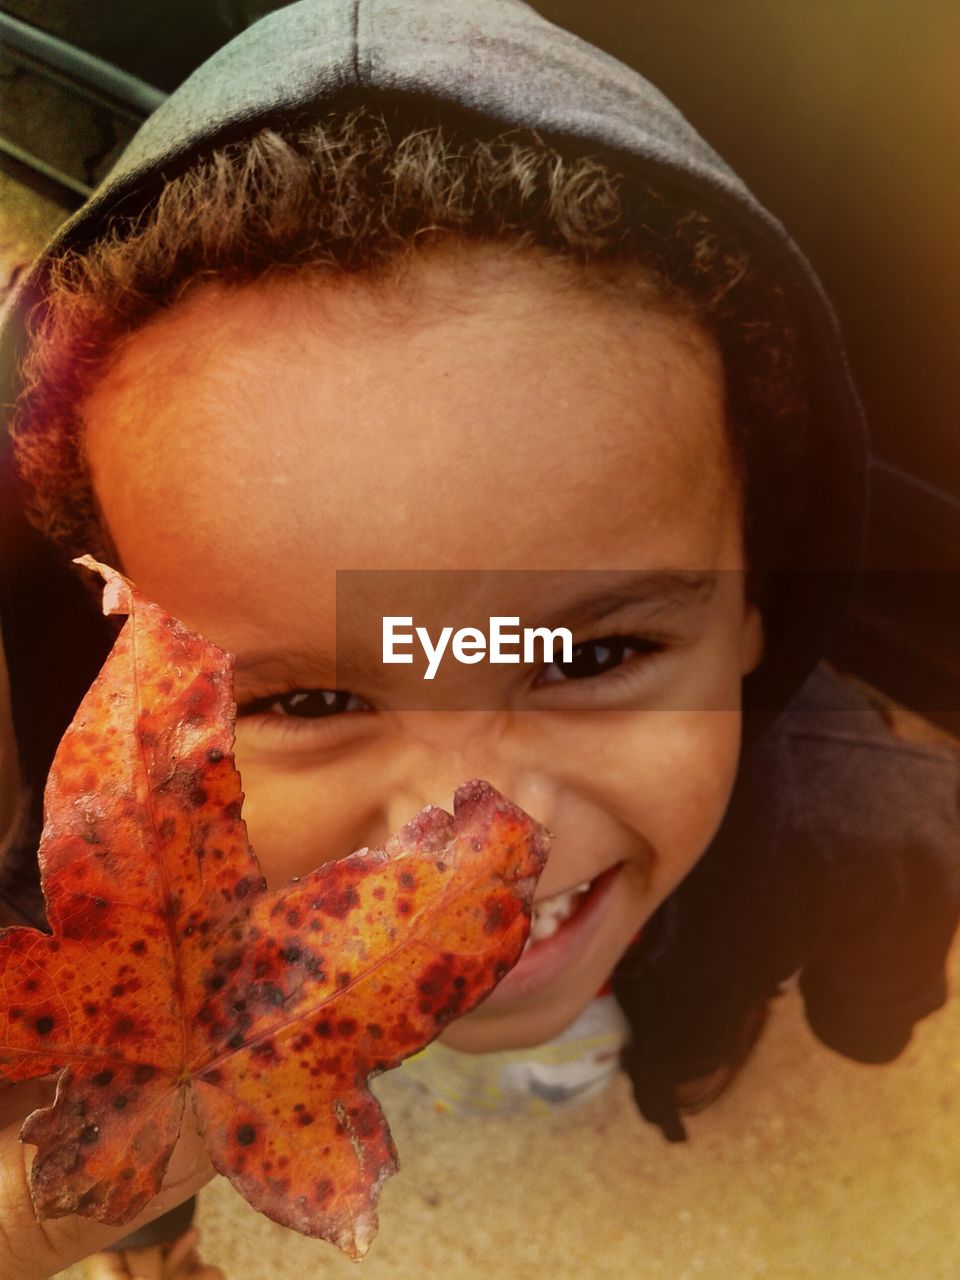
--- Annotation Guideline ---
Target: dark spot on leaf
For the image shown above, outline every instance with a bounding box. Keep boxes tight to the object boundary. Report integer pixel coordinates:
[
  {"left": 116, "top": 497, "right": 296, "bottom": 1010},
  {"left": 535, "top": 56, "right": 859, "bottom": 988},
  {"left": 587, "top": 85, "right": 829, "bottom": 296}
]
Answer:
[
  {"left": 323, "top": 885, "right": 361, "bottom": 919},
  {"left": 227, "top": 1032, "right": 245, "bottom": 1050},
  {"left": 112, "top": 1094, "right": 128, "bottom": 1110},
  {"left": 298, "top": 1112, "right": 315, "bottom": 1126},
  {"left": 207, "top": 748, "right": 225, "bottom": 763},
  {"left": 111, "top": 984, "right": 125, "bottom": 997},
  {"left": 134, "top": 1065, "right": 155, "bottom": 1085},
  {"left": 235, "top": 878, "right": 251, "bottom": 900},
  {"left": 208, "top": 974, "right": 226, "bottom": 992},
  {"left": 399, "top": 872, "right": 416, "bottom": 889},
  {"left": 336, "top": 971, "right": 351, "bottom": 989},
  {"left": 286, "top": 909, "right": 301, "bottom": 927},
  {"left": 453, "top": 976, "right": 466, "bottom": 990},
  {"left": 79, "top": 1124, "right": 99, "bottom": 1145},
  {"left": 236, "top": 1125, "right": 256, "bottom": 1146},
  {"left": 83, "top": 1003, "right": 98, "bottom": 1017},
  {"left": 158, "top": 817, "right": 176, "bottom": 840},
  {"left": 485, "top": 899, "right": 504, "bottom": 932},
  {"left": 314, "top": 1020, "right": 331, "bottom": 1037},
  {"left": 435, "top": 860, "right": 447, "bottom": 872},
  {"left": 338, "top": 1019, "right": 358, "bottom": 1036},
  {"left": 280, "top": 946, "right": 301, "bottom": 964},
  {"left": 367, "top": 1023, "right": 383, "bottom": 1039},
  {"left": 35, "top": 1016, "right": 54, "bottom": 1035},
  {"left": 92, "top": 1070, "right": 114, "bottom": 1087},
  {"left": 24, "top": 978, "right": 38, "bottom": 993},
  {"left": 131, "top": 940, "right": 147, "bottom": 956},
  {"left": 397, "top": 899, "right": 411, "bottom": 915}
]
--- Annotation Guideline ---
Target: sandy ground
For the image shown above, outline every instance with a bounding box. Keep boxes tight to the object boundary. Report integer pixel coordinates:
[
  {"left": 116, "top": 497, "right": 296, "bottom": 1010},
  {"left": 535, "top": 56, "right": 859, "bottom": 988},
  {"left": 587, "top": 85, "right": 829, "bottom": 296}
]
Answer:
[
  {"left": 49, "top": 945, "right": 960, "bottom": 1280},
  {"left": 3, "top": 175, "right": 958, "bottom": 1280}
]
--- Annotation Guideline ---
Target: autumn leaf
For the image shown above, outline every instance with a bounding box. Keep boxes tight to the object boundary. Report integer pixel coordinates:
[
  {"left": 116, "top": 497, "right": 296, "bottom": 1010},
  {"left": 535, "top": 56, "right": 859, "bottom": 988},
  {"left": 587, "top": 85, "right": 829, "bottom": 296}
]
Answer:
[{"left": 0, "top": 557, "right": 549, "bottom": 1258}]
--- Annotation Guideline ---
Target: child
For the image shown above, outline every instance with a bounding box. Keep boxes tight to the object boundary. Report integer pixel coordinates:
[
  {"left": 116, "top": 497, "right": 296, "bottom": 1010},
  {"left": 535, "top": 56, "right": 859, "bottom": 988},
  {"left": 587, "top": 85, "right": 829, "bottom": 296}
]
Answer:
[{"left": 0, "top": 2, "right": 958, "bottom": 1277}]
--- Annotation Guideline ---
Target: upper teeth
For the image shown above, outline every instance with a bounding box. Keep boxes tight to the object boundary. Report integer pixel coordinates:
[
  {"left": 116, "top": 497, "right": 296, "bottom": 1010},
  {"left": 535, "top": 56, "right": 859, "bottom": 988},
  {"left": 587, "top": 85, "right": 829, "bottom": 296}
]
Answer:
[{"left": 527, "top": 880, "right": 592, "bottom": 943}]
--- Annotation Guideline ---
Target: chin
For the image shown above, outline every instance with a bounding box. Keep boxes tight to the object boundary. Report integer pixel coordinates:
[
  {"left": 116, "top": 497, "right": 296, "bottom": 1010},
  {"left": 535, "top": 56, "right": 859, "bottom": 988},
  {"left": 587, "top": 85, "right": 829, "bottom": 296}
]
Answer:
[{"left": 436, "top": 985, "right": 598, "bottom": 1054}]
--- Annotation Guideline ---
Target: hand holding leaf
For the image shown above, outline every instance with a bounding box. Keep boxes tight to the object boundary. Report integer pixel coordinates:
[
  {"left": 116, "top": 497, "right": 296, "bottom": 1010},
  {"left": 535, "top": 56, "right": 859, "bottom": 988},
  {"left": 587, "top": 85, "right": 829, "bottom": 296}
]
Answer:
[{"left": 0, "top": 559, "right": 549, "bottom": 1258}]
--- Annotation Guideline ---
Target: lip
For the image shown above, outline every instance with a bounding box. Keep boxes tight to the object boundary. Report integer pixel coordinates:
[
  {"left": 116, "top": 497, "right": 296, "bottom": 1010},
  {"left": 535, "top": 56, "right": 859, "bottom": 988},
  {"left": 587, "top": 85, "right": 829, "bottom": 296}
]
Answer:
[{"left": 477, "top": 862, "right": 623, "bottom": 1011}]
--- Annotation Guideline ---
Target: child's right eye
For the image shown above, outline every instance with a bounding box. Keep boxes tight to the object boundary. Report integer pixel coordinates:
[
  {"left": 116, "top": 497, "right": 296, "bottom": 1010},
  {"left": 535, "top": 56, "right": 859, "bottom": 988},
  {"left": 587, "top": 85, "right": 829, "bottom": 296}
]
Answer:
[{"left": 237, "top": 689, "right": 372, "bottom": 720}]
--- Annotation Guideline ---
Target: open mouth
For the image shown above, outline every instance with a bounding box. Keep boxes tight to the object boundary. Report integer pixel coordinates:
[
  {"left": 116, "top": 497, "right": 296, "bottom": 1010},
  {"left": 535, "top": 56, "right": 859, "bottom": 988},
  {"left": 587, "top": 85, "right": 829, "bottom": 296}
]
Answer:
[
  {"left": 522, "top": 877, "right": 597, "bottom": 951},
  {"left": 464, "top": 863, "right": 624, "bottom": 1014}
]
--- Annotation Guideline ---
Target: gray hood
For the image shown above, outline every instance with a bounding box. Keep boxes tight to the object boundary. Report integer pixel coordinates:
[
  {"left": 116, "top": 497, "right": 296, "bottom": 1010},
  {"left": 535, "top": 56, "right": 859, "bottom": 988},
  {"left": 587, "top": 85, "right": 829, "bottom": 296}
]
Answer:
[{"left": 0, "top": 0, "right": 870, "bottom": 731}]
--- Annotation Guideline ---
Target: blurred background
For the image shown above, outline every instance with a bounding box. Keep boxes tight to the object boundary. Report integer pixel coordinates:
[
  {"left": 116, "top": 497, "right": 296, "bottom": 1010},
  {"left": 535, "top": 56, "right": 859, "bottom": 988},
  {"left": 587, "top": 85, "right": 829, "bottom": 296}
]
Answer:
[{"left": 1, "top": 0, "right": 958, "bottom": 737}]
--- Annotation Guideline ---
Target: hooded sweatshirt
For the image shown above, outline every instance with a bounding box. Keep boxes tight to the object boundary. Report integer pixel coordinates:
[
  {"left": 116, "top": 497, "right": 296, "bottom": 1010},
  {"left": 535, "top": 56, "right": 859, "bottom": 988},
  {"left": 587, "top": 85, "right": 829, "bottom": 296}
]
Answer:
[{"left": 0, "top": 0, "right": 958, "bottom": 1145}]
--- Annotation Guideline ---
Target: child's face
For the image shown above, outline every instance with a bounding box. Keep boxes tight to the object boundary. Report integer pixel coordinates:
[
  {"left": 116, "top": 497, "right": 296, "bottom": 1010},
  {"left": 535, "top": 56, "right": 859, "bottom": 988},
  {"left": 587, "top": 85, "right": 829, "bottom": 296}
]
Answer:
[{"left": 80, "top": 243, "right": 763, "bottom": 1053}]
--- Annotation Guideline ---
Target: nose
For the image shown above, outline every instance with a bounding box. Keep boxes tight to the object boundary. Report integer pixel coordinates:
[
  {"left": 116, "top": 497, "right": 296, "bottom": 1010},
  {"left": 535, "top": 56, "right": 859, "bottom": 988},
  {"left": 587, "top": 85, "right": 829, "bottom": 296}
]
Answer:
[{"left": 379, "top": 713, "right": 559, "bottom": 844}]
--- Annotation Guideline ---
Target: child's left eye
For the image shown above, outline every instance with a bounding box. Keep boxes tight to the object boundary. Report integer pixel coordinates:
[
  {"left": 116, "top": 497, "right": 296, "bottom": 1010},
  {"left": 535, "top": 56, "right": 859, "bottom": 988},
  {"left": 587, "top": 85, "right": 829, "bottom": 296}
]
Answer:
[{"left": 535, "top": 636, "right": 665, "bottom": 686}]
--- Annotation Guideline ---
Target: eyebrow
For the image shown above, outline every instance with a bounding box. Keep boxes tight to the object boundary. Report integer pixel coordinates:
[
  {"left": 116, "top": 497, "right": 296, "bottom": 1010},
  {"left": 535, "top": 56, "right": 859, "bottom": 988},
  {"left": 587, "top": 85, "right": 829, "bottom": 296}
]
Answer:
[
  {"left": 539, "top": 570, "right": 719, "bottom": 631},
  {"left": 232, "top": 646, "right": 354, "bottom": 688}
]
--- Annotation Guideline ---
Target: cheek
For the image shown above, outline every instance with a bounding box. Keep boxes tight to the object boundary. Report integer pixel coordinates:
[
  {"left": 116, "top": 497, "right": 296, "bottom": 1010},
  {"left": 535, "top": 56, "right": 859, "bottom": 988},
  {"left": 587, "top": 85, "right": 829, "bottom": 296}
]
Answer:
[
  {"left": 587, "top": 710, "right": 743, "bottom": 896},
  {"left": 229, "top": 744, "right": 376, "bottom": 888}
]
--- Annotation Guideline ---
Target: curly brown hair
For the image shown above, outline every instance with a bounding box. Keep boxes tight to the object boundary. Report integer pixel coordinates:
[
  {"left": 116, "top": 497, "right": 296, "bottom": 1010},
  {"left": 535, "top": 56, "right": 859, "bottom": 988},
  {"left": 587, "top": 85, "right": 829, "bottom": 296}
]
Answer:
[{"left": 10, "top": 100, "right": 810, "bottom": 571}]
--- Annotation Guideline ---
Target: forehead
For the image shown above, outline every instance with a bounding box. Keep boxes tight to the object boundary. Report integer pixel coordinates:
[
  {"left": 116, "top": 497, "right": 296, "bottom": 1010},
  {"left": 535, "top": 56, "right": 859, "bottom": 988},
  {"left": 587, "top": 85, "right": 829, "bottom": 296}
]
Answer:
[{"left": 81, "top": 244, "right": 740, "bottom": 635}]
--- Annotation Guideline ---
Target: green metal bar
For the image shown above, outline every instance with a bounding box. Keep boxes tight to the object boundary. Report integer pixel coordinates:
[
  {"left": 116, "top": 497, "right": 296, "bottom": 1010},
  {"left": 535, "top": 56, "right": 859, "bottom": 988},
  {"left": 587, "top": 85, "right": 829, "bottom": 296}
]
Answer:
[
  {"left": 0, "top": 134, "right": 92, "bottom": 199},
  {"left": 0, "top": 11, "right": 166, "bottom": 115},
  {"left": 1, "top": 41, "right": 145, "bottom": 125}
]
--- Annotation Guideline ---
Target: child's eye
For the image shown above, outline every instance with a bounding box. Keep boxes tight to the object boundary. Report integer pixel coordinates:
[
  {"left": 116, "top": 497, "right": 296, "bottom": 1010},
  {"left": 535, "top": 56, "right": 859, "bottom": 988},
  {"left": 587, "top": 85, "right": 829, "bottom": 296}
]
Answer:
[
  {"left": 535, "top": 636, "right": 665, "bottom": 685},
  {"left": 238, "top": 688, "right": 371, "bottom": 720}
]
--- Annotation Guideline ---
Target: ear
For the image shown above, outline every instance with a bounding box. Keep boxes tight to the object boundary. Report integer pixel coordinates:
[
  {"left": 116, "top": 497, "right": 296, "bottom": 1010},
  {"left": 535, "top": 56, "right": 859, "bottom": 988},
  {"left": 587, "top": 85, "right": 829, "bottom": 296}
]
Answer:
[{"left": 740, "top": 599, "right": 765, "bottom": 676}]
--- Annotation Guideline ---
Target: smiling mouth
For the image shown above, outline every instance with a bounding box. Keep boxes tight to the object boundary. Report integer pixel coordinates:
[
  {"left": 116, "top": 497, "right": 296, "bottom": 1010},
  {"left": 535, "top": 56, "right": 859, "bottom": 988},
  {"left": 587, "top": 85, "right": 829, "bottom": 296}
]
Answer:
[{"left": 523, "top": 878, "right": 596, "bottom": 949}]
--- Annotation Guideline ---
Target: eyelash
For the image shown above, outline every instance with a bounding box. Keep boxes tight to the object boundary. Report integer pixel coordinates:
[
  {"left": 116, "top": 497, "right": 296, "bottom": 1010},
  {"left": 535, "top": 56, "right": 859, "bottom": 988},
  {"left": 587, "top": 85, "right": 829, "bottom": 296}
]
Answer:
[{"left": 235, "top": 633, "right": 668, "bottom": 736}]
